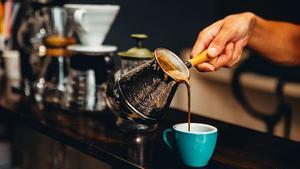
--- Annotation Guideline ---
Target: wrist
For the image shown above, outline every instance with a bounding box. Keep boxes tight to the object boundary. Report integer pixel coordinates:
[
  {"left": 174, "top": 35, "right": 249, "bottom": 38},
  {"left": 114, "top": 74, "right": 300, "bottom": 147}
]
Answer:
[
  {"left": 244, "top": 12, "right": 257, "bottom": 35},
  {"left": 245, "top": 12, "right": 258, "bottom": 46}
]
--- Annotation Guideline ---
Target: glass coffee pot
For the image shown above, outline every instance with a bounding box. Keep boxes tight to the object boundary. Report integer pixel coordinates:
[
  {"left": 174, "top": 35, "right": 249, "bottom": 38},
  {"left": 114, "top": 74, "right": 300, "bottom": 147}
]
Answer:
[
  {"left": 118, "top": 34, "right": 154, "bottom": 74},
  {"left": 32, "top": 6, "right": 76, "bottom": 106},
  {"left": 108, "top": 48, "right": 208, "bottom": 131},
  {"left": 34, "top": 41, "right": 70, "bottom": 106},
  {"left": 62, "top": 47, "right": 116, "bottom": 113},
  {"left": 17, "top": 2, "right": 68, "bottom": 83}
]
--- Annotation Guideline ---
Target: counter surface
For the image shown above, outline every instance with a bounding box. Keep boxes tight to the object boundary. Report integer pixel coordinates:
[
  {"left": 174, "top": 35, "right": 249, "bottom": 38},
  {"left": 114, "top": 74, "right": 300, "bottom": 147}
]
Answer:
[{"left": 0, "top": 80, "right": 299, "bottom": 169}]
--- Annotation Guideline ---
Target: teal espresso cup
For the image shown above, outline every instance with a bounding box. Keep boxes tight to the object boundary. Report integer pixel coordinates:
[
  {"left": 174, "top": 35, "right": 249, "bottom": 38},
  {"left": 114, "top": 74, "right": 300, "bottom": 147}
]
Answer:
[{"left": 163, "top": 123, "right": 218, "bottom": 167}]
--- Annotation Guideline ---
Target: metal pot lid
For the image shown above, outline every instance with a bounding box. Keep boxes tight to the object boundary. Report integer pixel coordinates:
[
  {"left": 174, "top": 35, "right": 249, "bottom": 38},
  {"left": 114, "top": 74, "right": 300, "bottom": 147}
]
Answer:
[{"left": 118, "top": 34, "right": 154, "bottom": 59}]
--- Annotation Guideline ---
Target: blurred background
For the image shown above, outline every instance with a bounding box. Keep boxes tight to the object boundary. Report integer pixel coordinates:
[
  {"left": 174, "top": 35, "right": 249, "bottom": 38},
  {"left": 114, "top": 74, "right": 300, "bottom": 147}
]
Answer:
[
  {"left": 4, "top": 0, "right": 300, "bottom": 140},
  {"left": 1, "top": 0, "right": 300, "bottom": 168},
  {"left": 60, "top": 0, "right": 300, "bottom": 141}
]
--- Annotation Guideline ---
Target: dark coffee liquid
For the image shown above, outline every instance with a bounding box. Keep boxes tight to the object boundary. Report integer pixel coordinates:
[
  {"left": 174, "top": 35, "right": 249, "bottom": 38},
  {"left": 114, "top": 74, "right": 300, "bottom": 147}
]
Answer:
[
  {"left": 157, "top": 54, "right": 191, "bottom": 131},
  {"left": 185, "top": 81, "right": 191, "bottom": 131},
  {"left": 168, "top": 72, "right": 191, "bottom": 131}
]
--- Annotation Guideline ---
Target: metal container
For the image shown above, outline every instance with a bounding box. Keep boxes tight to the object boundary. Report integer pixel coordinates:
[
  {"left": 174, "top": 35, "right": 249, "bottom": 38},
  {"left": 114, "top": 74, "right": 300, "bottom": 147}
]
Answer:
[
  {"left": 118, "top": 34, "right": 154, "bottom": 74},
  {"left": 108, "top": 48, "right": 208, "bottom": 131}
]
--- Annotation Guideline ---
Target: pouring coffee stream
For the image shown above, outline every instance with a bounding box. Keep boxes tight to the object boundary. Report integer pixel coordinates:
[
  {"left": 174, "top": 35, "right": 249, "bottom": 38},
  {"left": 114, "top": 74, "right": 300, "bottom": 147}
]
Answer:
[
  {"left": 109, "top": 48, "right": 209, "bottom": 131},
  {"left": 155, "top": 48, "right": 209, "bottom": 131}
]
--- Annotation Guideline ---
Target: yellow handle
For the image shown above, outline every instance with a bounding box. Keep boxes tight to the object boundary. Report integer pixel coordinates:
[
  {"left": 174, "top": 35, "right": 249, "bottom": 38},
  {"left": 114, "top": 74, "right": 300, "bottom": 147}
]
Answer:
[{"left": 189, "top": 50, "right": 209, "bottom": 67}]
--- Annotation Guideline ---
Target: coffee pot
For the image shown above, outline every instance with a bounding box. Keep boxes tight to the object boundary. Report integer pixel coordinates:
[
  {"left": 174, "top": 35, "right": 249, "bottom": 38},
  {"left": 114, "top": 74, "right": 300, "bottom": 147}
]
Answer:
[
  {"left": 107, "top": 48, "right": 208, "bottom": 131},
  {"left": 34, "top": 37, "right": 72, "bottom": 106},
  {"left": 30, "top": 6, "right": 78, "bottom": 106},
  {"left": 62, "top": 47, "right": 116, "bottom": 113},
  {"left": 118, "top": 34, "right": 154, "bottom": 74}
]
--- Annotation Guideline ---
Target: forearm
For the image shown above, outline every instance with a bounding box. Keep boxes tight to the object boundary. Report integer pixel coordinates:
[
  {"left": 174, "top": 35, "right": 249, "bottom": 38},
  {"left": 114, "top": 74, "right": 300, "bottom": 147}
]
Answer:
[{"left": 248, "top": 15, "right": 300, "bottom": 66}]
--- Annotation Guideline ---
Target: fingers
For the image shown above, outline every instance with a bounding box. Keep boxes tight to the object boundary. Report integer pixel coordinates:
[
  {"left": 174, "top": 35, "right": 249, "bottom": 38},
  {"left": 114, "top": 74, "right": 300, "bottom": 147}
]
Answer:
[
  {"left": 195, "top": 62, "right": 215, "bottom": 72},
  {"left": 191, "top": 20, "right": 224, "bottom": 57},
  {"left": 195, "top": 42, "right": 234, "bottom": 72},
  {"left": 209, "top": 42, "right": 234, "bottom": 70},
  {"left": 195, "top": 39, "right": 247, "bottom": 72},
  {"left": 191, "top": 15, "right": 251, "bottom": 72},
  {"left": 207, "top": 24, "right": 235, "bottom": 57},
  {"left": 226, "top": 36, "right": 248, "bottom": 67}
]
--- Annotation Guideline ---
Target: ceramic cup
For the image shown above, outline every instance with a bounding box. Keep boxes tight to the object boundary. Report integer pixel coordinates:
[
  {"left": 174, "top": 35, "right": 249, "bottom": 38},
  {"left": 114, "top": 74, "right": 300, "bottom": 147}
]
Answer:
[
  {"left": 163, "top": 123, "right": 218, "bottom": 167},
  {"left": 64, "top": 4, "right": 120, "bottom": 47}
]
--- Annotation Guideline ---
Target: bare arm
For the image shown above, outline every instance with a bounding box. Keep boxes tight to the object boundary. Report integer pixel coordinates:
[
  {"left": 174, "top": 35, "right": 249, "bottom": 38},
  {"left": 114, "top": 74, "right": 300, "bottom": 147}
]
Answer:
[
  {"left": 249, "top": 16, "right": 300, "bottom": 66},
  {"left": 191, "top": 12, "right": 300, "bottom": 72}
]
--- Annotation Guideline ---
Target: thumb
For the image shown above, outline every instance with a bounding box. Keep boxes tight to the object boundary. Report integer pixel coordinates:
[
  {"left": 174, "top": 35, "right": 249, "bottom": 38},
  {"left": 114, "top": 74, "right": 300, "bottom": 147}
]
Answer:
[
  {"left": 208, "top": 25, "right": 234, "bottom": 57},
  {"left": 191, "top": 20, "right": 224, "bottom": 57}
]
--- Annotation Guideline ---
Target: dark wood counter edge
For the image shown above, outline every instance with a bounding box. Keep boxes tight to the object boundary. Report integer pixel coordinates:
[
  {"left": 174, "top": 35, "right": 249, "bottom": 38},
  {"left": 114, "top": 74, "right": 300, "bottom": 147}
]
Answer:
[{"left": 0, "top": 105, "right": 142, "bottom": 169}]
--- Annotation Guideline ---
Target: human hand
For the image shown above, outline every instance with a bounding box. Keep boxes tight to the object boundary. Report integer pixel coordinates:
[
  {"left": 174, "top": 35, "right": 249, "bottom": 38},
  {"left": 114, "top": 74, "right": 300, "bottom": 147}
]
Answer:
[{"left": 191, "top": 12, "right": 256, "bottom": 72}]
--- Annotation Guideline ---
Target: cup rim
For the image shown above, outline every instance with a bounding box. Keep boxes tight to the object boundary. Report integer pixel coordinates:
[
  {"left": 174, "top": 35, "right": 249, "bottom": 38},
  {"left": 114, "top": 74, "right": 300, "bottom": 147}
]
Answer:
[
  {"left": 172, "top": 123, "right": 218, "bottom": 134},
  {"left": 64, "top": 4, "right": 120, "bottom": 10}
]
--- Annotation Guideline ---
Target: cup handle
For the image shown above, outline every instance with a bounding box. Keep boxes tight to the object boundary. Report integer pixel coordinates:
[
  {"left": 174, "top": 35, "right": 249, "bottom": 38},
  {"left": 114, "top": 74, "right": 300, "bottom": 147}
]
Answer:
[
  {"left": 163, "top": 128, "right": 174, "bottom": 150},
  {"left": 74, "top": 9, "right": 87, "bottom": 32}
]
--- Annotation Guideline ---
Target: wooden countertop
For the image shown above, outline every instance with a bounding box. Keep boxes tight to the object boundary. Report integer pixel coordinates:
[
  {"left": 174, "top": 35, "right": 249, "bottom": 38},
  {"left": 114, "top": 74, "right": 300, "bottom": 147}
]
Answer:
[{"left": 0, "top": 79, "right": 300, "bottom": 169}]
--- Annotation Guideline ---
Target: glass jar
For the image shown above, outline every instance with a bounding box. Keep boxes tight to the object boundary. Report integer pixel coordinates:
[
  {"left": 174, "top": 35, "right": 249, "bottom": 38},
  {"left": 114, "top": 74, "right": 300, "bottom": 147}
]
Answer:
[
  {"left": 62, "top": 46, "right": 116, "bottom": 113},
  {"left": 118, "top": 34, "right": 154, "bottom": 74},
  {"left": 107, "top": 34, "right": 156, "bottom": 132},
  {"left": 34, "top": 47, "right": 70, "bottom": 106},
  {"left": 17, "top": 4, "right": 73, "bottom": 96}
]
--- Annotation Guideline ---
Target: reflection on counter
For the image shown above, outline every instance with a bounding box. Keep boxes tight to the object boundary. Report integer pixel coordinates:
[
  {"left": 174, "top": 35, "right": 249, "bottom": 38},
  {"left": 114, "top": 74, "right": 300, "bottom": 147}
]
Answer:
[{"left": 13, "top": 127, "right": 111, "bottom": 169}]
